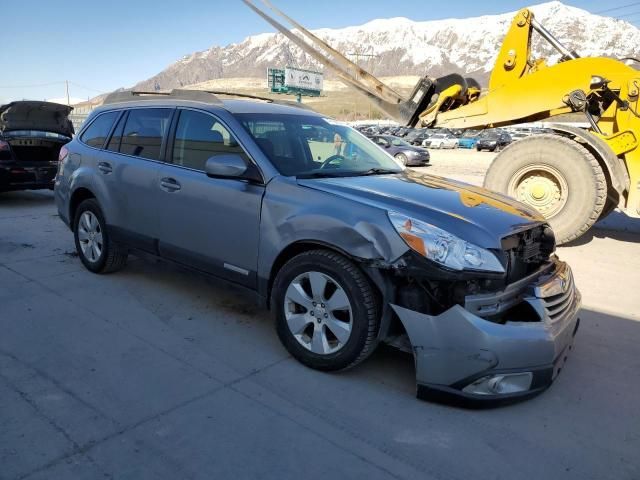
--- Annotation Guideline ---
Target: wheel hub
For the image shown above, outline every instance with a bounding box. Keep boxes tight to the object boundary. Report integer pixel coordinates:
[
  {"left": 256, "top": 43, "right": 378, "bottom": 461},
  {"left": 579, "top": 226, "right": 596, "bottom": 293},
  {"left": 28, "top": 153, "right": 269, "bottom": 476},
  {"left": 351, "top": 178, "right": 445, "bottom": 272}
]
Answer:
[
  {"left": 77, "top": 211, "right": 103, "bottom": 263},
  {"left": 530, "top": 183, "right": 547, "bottom": 200},
  {"left": 508, "top": 165, "right": 569, "bottom": 218},
  {"left": 284, "top": 271, "right": 352, "bottom": 355}
]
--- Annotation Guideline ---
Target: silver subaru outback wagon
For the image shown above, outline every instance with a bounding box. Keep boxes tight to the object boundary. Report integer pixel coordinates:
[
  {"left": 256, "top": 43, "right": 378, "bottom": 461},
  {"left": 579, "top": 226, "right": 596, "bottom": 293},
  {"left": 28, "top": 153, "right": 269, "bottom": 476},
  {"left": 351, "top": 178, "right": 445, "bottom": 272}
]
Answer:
[{"left": 54, "top": 90, "right": 580, "bottom": 406}]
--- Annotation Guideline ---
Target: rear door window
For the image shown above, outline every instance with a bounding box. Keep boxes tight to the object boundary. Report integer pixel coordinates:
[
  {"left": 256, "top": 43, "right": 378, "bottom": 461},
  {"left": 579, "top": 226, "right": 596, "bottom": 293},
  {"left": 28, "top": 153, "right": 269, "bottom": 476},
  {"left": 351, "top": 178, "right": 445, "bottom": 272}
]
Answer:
[
  {"left": 119, "top": 108, "right": 173, "bottom": 161},
  {"left": 80, "top": 111, "right": 119, "bottom": 148}
]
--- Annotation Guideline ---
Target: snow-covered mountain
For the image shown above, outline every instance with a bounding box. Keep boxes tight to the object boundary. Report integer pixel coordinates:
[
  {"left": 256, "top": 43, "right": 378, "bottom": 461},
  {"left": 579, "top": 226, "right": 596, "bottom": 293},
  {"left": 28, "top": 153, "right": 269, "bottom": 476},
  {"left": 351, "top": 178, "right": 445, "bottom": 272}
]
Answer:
[{"left": 134, "top": 1, "right": 640, "bottom": 91}]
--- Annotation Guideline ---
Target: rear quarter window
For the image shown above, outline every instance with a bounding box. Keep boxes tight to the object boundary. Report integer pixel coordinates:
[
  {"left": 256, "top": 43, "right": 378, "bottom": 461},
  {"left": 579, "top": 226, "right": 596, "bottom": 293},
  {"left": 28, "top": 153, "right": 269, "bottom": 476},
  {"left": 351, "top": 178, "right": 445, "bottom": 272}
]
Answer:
[{"left": 80, "top": 111, "right": 119, "bottom": 148}]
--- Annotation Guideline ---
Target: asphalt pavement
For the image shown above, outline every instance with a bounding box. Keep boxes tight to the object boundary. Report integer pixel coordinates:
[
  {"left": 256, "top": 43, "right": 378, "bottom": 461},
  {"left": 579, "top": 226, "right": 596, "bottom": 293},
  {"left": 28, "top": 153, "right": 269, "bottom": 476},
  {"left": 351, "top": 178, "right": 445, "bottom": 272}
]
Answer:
[{"left": 1, "top": 186, "right": 639, "bottom": 480}]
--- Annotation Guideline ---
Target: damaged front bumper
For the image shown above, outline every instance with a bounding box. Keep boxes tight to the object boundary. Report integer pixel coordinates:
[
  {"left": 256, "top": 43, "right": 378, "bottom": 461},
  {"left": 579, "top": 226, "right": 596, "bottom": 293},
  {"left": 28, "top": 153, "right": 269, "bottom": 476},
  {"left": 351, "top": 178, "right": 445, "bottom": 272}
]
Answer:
[{"left": 391, "top": 258, "right": 580, "bottom": 406}]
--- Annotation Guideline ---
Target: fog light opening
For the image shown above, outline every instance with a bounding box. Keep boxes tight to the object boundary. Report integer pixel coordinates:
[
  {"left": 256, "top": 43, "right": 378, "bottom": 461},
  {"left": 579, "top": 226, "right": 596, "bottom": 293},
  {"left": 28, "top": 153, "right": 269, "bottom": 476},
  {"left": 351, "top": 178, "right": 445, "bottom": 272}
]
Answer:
[{"left": 462, "top": 372, "right": 533, "bottom": 396}]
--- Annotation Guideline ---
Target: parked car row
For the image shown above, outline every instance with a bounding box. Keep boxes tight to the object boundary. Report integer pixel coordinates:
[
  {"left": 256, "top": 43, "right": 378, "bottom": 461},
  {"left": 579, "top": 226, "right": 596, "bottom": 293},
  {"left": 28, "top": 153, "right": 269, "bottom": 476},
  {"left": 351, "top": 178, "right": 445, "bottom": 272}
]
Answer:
[{"left": 354, "top": 122, "right": 555, "bottom": 153}]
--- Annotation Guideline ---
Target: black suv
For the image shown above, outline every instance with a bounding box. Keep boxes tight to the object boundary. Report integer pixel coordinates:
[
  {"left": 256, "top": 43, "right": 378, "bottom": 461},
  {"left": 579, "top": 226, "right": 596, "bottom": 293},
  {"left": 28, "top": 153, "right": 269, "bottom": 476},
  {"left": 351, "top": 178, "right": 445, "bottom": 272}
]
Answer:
[{"left": 476, "top": 131, "right": 512, "bottom": 152}]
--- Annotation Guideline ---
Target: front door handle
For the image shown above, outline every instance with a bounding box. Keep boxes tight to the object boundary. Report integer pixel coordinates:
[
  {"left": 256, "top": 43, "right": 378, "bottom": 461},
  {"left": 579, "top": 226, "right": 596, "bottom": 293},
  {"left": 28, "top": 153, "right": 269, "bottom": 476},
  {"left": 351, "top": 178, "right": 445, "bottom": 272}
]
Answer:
[
  {"left": 160, "top": 177, "right": 181, "bottom": 192},
  {"left": 97, "top": 162, "right": 112, "bottom": 174}
]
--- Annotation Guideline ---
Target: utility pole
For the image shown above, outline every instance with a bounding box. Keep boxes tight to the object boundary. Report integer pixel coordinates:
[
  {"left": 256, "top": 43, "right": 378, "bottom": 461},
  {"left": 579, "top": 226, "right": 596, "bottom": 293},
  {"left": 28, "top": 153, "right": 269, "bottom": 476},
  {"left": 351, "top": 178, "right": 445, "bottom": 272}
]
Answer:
[{"left": 65, "top": 80, "right": 70, "bottom": 106}]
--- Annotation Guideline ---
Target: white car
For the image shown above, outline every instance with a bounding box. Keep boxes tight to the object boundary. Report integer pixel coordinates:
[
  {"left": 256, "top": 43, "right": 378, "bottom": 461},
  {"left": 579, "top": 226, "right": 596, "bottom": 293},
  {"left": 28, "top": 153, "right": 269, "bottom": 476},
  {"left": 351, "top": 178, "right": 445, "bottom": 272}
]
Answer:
[{"left": 422, "top": 133, "right": 458, "bottom": 149}]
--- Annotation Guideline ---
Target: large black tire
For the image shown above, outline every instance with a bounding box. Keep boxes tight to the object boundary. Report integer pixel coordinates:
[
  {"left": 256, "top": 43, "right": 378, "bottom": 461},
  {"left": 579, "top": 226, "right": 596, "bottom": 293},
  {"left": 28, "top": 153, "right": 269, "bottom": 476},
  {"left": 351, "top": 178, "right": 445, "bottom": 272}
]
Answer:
[
  {"left": 73, "top": 198, "right": 128, "bottom": 274},
  {"left": 271, "top": 249, "right": 379, "bottom": 371},
  {"left": 598, "top": 191, "right": 620, "bottom": 221},
  {"left": 484, "top": 134, "right": 606, "bottom": 244}
]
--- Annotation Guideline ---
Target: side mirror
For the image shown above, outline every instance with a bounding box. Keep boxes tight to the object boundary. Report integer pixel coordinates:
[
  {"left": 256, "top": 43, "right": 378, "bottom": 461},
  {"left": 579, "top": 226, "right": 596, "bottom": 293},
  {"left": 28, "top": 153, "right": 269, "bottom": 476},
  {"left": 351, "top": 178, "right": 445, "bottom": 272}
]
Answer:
[{"left": 205, "top": 154, "right": 248, "bottom": 179}]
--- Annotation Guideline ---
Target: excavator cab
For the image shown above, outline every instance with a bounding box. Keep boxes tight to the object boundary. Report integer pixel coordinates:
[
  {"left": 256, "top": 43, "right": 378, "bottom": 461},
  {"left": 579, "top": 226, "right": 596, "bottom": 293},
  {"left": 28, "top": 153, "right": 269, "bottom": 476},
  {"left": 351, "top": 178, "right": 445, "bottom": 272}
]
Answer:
[{"left": 417, "top": 74, "right": 482, "bottom": 126}]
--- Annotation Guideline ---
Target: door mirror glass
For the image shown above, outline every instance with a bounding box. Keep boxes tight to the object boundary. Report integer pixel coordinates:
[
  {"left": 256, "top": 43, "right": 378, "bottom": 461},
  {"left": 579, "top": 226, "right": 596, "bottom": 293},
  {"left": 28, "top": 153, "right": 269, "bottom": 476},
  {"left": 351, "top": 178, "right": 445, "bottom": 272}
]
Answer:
[{"left": 205, "top": 154, "right": 248, "bottom": 178}]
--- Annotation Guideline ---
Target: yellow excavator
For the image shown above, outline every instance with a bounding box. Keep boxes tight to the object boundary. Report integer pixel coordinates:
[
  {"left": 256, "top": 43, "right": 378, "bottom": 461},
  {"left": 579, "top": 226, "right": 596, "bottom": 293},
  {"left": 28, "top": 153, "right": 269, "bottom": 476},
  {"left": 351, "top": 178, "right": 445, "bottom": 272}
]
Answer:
[{"left": 244, "top": 0, "right": 640, "bottom": 244}]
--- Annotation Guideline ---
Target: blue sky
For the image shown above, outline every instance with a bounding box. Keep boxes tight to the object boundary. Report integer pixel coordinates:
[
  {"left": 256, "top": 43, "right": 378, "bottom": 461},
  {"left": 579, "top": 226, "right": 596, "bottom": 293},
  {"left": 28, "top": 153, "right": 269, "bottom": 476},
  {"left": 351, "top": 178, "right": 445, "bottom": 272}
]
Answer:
[{"left": 0, "top": 0, "right": 633, "bottom": 103}]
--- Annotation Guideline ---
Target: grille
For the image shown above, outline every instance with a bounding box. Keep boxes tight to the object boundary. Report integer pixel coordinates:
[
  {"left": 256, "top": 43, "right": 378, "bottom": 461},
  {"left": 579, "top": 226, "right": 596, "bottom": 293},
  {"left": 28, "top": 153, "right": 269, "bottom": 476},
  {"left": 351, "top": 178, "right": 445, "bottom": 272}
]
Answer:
[{"left": 541, "top": 270, "right": 576, "bottom": 322}]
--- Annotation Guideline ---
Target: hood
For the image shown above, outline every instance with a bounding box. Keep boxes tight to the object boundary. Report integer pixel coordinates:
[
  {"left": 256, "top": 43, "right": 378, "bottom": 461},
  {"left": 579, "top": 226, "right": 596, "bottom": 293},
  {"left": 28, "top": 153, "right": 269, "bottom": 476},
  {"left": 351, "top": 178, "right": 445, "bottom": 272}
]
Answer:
[
  {"left": 0, "top": 101, "right": 74, "bottom": 137},
  {"left": 297, "top": 170, "right": 545, "bottom": 249}
]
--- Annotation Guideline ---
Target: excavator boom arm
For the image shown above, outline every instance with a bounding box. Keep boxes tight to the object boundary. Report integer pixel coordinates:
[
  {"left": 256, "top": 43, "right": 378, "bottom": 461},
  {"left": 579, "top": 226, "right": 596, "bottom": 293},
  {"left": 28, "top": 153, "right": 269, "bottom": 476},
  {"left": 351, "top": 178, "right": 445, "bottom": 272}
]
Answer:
[{"left": 242, "top": 0, "right": 438, "bottom": 126}]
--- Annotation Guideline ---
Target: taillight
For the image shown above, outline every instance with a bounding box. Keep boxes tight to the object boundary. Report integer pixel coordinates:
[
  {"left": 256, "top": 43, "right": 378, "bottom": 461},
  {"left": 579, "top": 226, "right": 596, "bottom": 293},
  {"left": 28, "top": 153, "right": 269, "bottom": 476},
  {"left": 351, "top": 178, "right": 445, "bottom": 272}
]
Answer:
[{"left": 58, "top": 145, "right": 69, "bottom": 162}]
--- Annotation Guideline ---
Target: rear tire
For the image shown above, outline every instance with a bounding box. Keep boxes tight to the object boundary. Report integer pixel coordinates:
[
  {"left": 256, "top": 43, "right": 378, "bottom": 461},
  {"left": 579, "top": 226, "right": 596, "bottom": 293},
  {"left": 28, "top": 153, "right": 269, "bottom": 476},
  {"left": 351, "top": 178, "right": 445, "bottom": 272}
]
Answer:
[
  {"left": 484, "top": 134, "right": 606, "bottom": 244},
  {"left": 271, "top": 249, "right": 379, "bottom": 371},
  {"left": 74, "top": 199, "right": 128, "bottom": 273}
]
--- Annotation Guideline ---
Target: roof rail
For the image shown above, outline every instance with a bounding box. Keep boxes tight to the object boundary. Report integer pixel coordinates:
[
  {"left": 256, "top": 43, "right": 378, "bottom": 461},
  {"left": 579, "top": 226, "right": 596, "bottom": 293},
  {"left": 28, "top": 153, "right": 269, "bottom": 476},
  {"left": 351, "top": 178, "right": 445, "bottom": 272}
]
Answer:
[
  {"left": 102, "top": 88, "right": 315, "bottom": 112},
  {"left": 204, "top": 90, "right": 315, "bottom": 111},
  {"left": 102, "top": 89, "right": 222, "bottom": 105}
]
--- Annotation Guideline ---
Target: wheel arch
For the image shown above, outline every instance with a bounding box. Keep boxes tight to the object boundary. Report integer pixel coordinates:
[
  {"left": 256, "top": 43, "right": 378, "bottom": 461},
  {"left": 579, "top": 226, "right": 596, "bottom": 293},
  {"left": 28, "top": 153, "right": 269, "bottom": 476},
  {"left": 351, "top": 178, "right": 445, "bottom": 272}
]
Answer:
[
  {"left": 264, "top": 240, "right": 387, "bottom": 310},
  {"left": 548, "top": 124, "right": 629, "bottom": 199},
  {"left": 69, "top": 187, "right": 96, "bottom": 231}
]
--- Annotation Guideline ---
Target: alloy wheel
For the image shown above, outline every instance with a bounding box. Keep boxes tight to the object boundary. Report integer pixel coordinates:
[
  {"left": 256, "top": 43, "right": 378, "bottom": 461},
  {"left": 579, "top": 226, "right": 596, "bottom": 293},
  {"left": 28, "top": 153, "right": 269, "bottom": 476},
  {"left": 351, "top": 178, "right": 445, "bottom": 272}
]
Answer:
[
  {"left": 77, "top": 211, "right": 103, "bottom": 263},
  {"left": 283, "top": 271, "right": 353, "bottom": 355}
]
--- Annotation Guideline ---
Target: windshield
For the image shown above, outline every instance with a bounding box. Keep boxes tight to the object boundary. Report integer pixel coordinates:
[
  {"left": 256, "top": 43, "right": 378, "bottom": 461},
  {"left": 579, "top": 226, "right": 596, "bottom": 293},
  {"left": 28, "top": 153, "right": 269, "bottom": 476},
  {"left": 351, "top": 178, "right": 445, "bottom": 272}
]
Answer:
[{"left": 235, "top": 113, "right": 403, "bottom": 177}]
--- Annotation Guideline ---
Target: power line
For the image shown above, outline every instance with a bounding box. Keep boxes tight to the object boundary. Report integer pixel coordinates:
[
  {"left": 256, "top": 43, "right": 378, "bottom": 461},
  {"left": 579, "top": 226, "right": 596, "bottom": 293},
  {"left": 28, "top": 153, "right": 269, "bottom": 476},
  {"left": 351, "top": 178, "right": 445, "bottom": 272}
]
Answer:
[
  {"left": 595, "top": 1, "right": 640, "bottom": 14},
  {"left": 67, "top": 81, "right": 105, "bottom": 93},
  {"left": 0, "top": 81, "right": 67, "bottom": 89},
  {"left": 0, "top": 80, "right": 106, "bottom": 93},
  {"left": 617, "top": 9, "right": 640, "bottom": 17}
]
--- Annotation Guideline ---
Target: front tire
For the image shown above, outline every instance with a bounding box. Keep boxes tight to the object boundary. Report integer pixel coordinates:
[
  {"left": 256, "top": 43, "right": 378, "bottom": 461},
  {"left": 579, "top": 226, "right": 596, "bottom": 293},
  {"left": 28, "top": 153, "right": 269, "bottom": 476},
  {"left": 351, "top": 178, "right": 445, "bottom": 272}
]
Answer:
[
  {"left": 395, "top": 153, "right": 408, "bottom": 165},
  {"left": 74, "top": 199, "right": 128, "bottom": 273},
  {"left": 484, "top": 134, "right": 606, "bottom": 244},
  {"left": 271, "top": 250, "right": 379, "bottom": 371}
]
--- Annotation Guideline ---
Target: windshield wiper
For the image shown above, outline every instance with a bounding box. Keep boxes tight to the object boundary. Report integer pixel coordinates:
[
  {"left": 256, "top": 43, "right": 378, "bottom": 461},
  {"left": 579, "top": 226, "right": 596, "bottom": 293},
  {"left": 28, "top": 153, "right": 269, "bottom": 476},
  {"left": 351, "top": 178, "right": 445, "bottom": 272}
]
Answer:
[
  {"left": 296, "top": 171, "right": 351, "bottom": 179},
  {"left": 352, "top": 168, "right": 400, "bottom": 176},
  {"left": 297, "top": 168, "right": 399, "bottom": 179}
]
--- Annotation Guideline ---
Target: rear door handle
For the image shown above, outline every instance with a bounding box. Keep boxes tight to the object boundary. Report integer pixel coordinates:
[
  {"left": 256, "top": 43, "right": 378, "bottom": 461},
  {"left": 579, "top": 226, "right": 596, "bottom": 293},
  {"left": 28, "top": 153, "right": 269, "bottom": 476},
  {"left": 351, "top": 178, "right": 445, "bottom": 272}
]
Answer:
[
  {"left": 97, "top": 162, "right": 112, "bottom": 174},
  {"left": 160, "top": 177, "right": 181, "bottom": 192}
]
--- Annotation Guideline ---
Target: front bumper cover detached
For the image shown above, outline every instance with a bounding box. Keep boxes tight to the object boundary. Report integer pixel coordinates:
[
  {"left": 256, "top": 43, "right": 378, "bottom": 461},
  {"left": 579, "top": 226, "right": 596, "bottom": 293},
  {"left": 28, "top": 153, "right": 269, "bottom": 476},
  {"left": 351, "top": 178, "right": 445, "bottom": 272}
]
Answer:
[{"left": 391, "top": 259, "right": 580, "bottom": 407}]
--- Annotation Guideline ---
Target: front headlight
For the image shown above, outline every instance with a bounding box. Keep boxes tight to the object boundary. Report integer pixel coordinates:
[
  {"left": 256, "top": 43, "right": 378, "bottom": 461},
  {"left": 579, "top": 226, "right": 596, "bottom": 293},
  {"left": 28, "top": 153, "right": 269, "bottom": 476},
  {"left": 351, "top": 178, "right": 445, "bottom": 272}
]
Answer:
[{"left": 388, "top": 212, "right": 505, "bottom": 273}]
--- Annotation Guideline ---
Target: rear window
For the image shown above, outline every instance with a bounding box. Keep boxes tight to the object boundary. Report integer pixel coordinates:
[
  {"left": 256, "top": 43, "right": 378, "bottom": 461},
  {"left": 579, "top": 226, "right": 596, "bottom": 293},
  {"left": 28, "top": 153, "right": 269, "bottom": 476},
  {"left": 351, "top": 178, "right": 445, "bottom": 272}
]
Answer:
[
  {"left": 80, "top": 112, "right": 119, "bottom": 148},
  {"left": 119, "top": 109, "right": 172, "bottom": 161}
]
